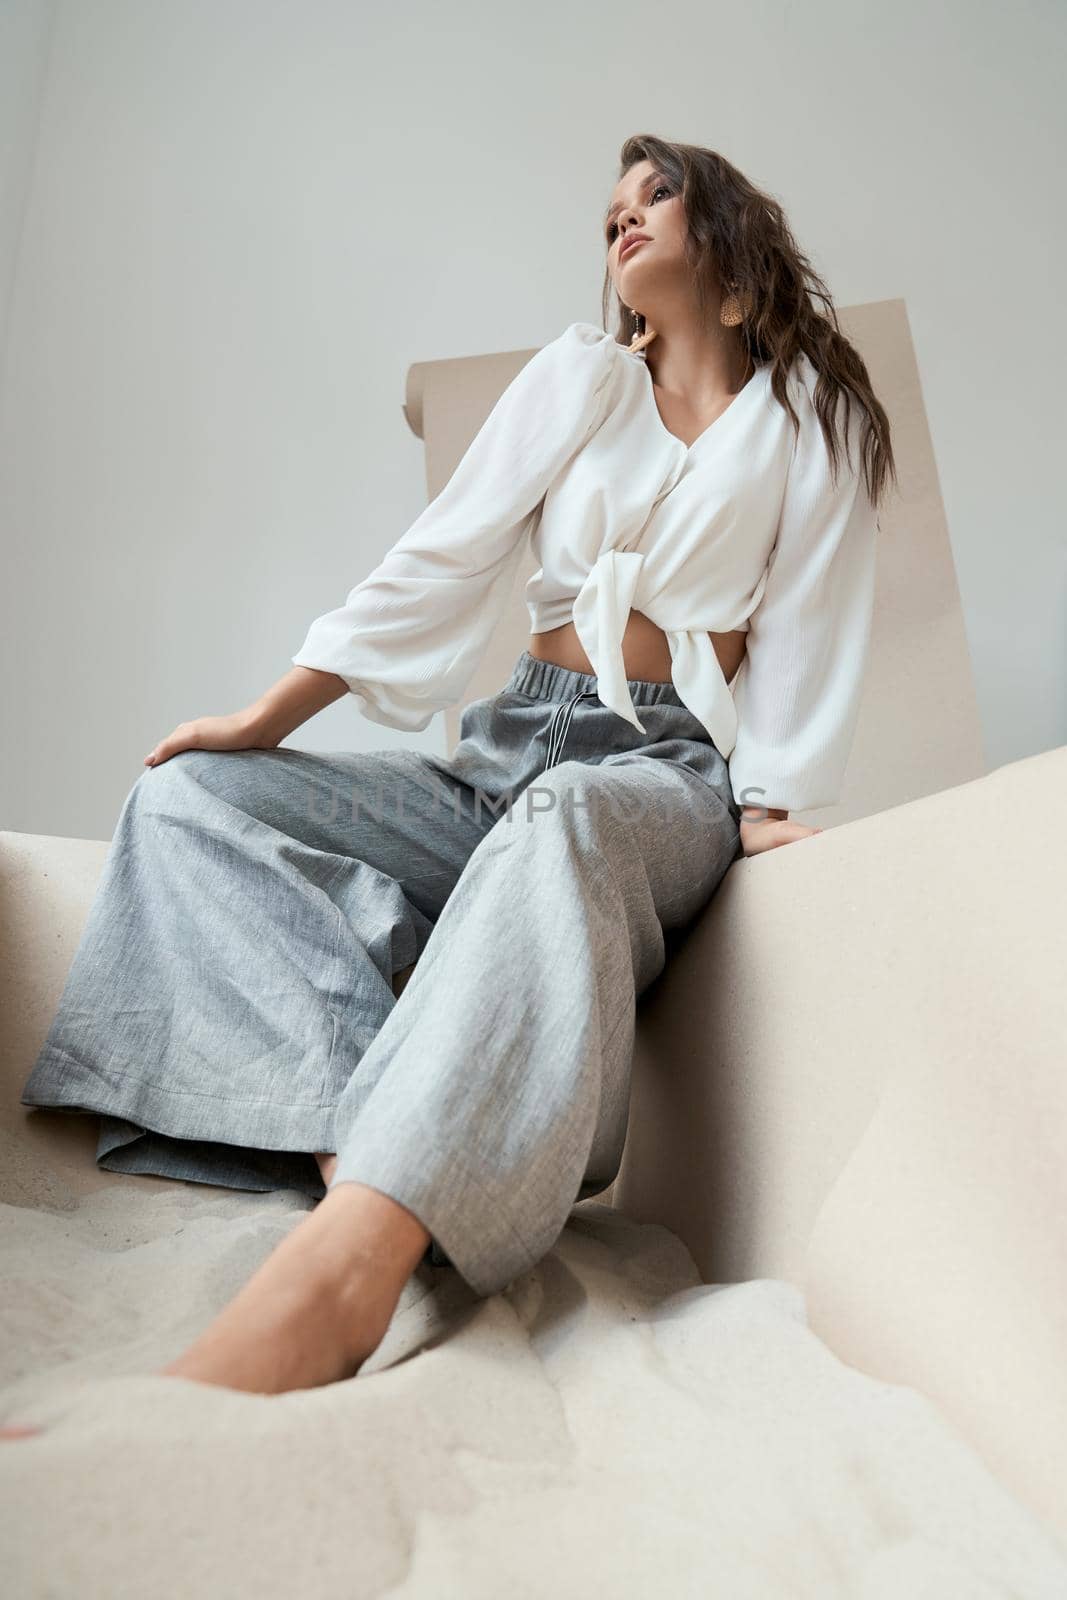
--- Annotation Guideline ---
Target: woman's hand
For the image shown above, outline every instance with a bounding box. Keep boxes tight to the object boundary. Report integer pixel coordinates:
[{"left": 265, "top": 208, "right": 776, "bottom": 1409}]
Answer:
[
  {"left": 143, "top": 667, "right": 349, "bottom": 769},
  {"left": 144, "top": 710, "right": 278, "bottom": 769},
  {"left": 739, "top": 816, "right": 823, "bottom": 857}
]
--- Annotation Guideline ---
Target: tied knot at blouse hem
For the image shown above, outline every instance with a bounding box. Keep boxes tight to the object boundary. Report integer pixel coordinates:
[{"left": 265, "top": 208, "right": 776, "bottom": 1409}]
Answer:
[{"left": 291, "top": 321, "right": 880, "bottom": 814}]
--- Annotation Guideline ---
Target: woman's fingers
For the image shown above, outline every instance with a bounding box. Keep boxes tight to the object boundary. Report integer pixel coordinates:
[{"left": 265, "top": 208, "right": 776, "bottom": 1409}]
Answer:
[
  {"left": 144, "top": 719, "right": 210, "bottom": 767},
  {"left": 739, "top": 818, "right": 824, "bottom": 856},
  {"left": 144, "top": 732, "right": 189, "bottom": 767},
  {"left": 143, "top": 712, "right": 267, "bottom": 769}
]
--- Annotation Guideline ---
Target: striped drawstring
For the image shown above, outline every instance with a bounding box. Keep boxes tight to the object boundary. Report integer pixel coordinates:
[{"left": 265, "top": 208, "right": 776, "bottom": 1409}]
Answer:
[{"left": 542, "top": 689, "right": 599, "bottom": 771}]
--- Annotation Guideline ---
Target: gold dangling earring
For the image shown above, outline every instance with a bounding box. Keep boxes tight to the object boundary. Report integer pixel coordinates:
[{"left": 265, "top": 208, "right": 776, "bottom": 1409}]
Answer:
[
  {"left": 627, "top": 305, "right": 656, "bottom": 354},
  {"left": 720, "top": 283, "right": 744, "bottom": 327}
]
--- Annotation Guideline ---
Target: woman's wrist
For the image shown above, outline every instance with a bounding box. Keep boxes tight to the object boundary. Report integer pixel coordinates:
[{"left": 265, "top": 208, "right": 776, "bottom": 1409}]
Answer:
[{"left": 246, "top": 666, "right": 349, "bottom": 746}]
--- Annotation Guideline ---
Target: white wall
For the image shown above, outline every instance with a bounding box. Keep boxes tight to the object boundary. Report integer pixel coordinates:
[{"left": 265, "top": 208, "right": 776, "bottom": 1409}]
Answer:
[{"left": 2, "top": 0, "right": 1064, "bottom": 840}]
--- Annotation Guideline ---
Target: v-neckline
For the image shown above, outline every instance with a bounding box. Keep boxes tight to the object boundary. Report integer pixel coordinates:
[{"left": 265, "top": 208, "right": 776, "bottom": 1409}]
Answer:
[{"left": 626, "top": 347, "right": 767, "bottom": 457}]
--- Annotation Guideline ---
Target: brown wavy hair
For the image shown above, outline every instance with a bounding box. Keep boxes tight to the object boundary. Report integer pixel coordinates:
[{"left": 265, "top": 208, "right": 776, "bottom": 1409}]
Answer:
[{"left": 600, "top": 134, "right": 897, "bottom": 517}]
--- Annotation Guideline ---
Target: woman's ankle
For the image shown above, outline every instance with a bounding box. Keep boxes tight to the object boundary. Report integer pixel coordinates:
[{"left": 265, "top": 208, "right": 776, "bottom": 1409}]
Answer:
[
  {"left": 314, "top": 1150, "right": 338, "bottom": 1186},
  {"left": 298, "top": 1179, "right": 431, "bottom": 1302}
]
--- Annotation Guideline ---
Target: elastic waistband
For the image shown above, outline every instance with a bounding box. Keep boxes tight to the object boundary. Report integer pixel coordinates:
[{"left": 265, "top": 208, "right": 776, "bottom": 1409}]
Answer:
[{"left": 505, "top": 649, "right": 687, "bottom": 709}]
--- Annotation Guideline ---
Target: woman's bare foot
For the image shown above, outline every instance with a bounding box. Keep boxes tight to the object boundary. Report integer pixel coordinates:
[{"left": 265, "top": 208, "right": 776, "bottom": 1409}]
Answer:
[{"left": 157, "top": 1179, "right": 431, "bottom": 1395}]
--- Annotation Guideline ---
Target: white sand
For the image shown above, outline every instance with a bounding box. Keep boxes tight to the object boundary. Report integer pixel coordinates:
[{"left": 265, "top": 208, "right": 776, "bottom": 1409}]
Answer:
[{"left": 2, "top": 1140, "right": 1065, "bottom": 1598}]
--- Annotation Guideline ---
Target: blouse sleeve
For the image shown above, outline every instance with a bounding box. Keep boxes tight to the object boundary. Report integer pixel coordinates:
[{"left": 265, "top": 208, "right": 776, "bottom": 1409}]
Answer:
[
  {"left": 290, "top": 321, "right": 617, "bottom": 730},
  {"left": 727, "top": 360, "right": 879, "bottom": 815}
]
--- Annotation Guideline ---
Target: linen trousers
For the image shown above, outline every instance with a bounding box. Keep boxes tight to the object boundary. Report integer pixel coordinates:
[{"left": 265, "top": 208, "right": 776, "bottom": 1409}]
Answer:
[{"left": 20, "top": 649, "right": 744, "bottom": 1297}]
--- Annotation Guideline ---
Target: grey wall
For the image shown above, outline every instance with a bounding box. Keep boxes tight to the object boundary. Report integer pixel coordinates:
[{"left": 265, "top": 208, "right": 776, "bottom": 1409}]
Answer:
[{"left": 2, "top": 0, "right": 1065, "bottom": 840}]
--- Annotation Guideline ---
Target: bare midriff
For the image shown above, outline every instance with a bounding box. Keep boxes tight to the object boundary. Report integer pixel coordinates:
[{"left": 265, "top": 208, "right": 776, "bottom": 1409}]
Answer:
[{"left": 527, "top": 609, "right": 748, "bottom": 688}]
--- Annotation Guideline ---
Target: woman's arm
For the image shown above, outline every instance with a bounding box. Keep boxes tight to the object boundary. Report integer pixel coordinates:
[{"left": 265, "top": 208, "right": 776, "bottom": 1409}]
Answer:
[
  {"left": 728, "top": 358, "right": 879, "bottom": 850},
  {"left": 250, "top": 664, "right": 348, "bottom": 743},
  {"left": 143, "top": 665, "right": 346, "bottom": 767},
  {"left": 289, "top": 322, "right": 618, "bottom": 731}
]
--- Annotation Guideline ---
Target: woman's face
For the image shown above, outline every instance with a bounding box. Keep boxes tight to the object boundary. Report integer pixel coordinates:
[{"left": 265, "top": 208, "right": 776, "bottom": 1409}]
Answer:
[{"left": 604, "top": 159, "right": 688, "bottom": 310}]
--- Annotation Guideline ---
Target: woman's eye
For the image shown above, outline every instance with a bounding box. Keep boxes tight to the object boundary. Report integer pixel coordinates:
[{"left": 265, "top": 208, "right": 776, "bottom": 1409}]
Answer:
[{"left": 606, "top": 184, "right": 671, "bottom": 243}]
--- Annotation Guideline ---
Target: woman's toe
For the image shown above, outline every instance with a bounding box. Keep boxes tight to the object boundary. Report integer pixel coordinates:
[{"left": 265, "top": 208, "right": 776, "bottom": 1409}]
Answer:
[{"left": 0, "top": 1423, "right": 43, "bottom": 1439}]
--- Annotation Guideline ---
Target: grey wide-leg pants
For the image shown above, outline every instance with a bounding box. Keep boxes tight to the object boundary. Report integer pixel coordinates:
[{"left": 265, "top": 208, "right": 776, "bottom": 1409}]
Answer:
[{"left": 20, "top": 650, "right": 743, "bottom": 1297}]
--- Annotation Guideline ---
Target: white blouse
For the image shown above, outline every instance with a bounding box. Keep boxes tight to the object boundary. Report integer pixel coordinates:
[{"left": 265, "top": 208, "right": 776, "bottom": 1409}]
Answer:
[{"left": 291, "top": 321, "right": 879, "bottom": 813}]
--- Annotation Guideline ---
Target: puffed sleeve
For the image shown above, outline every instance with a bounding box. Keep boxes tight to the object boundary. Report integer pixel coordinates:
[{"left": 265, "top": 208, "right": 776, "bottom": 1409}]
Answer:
[
  {"left": 290, "top": 321, "right": 617, "bottom": 730},
  {"left": 727, "top": 358, "right": 879, "bottom": 814}
]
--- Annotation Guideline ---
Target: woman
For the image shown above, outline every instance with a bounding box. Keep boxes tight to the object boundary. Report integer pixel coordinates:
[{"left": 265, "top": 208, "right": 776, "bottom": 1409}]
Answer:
[{"left": 12, "top": 133, "right": 895, "bottom": 1406}]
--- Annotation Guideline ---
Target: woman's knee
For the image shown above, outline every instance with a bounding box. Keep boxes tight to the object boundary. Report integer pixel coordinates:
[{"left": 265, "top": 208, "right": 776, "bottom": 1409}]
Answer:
[{"left": 131, "top": 746, "right": 273, "bottom": 821}]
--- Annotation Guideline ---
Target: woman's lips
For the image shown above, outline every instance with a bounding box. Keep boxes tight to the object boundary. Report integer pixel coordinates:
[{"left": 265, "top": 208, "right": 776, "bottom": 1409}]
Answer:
[{"left": 619, "top": 237, "right": 650, "bottom": 262}]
